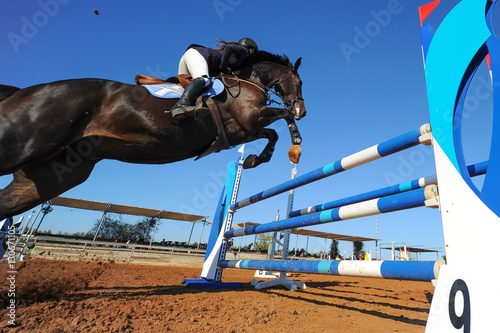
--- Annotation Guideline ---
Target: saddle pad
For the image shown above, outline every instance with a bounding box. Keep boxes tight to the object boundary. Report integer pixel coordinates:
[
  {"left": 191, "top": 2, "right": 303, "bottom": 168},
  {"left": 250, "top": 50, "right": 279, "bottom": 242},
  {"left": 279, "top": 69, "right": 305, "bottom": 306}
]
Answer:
[{"left": 143, "top": 79, "right": 224, "bottom": 99}]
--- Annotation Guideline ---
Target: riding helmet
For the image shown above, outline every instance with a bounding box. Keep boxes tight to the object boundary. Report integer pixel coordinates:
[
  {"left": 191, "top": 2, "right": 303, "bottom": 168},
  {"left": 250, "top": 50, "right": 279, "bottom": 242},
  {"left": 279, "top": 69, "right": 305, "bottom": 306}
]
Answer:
[{"left": 238, "top": 38, "right": 258, "bottom": 52}]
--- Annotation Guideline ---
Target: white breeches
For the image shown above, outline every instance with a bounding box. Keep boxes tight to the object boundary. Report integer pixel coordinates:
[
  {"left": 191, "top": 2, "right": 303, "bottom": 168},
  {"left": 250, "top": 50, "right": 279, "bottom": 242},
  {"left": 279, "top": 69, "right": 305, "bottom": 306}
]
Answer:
[{"left": 178, "top": 48, "right": 210, "bottom": 87}]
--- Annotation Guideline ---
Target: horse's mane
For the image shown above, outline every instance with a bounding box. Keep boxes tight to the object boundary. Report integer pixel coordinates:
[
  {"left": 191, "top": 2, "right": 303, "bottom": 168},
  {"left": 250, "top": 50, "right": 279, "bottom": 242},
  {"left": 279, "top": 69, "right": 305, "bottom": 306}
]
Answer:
[{"left": 243, "top": 51, "right": 292, "bottom": 68}]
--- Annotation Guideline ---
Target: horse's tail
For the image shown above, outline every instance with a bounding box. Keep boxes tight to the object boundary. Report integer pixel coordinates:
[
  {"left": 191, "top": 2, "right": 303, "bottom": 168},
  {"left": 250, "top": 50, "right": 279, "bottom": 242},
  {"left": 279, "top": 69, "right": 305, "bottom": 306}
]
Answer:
[{"left": 0, "top": 84, "right": 20, "bottom": 103}]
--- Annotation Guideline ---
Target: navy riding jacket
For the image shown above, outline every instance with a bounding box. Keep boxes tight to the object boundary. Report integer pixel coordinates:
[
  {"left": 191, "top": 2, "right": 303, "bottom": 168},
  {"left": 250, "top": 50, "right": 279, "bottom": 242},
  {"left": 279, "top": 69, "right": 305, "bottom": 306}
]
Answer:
[{"left": 187, "top": 44, "right": 249, "bottom": 76}]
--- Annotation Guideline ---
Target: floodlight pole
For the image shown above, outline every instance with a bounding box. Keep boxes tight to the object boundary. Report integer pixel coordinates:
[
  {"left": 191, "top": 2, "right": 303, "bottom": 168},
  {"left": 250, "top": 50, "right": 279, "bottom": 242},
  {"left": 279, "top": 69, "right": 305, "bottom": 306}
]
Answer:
[
  {"left": 187, "top": 220, "right": 196, "bottom": 245},
  {"left": 197, "top": 219, "right": 208, "bottom": 250},
  {"left": 149, "top": 211, "right": 164, "bottom": 247},
  {"left": 93, "top": 203, "right": 112, "bottom": 242}
]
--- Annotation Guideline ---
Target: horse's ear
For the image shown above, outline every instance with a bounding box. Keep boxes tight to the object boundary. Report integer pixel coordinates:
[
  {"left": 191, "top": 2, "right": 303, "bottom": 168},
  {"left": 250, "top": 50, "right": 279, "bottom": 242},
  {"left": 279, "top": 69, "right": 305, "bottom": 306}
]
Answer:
[{"left": 294, "top": 57, "right": 302, "bottom": 71}]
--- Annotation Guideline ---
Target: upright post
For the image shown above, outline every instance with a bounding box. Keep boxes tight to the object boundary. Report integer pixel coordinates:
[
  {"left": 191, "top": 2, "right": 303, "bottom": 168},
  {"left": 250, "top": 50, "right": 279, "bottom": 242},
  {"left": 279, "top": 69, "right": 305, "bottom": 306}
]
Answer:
[
  {"left": 375, "top": 215, "right": 379, "bottom": 260},
  {"left": 250, "top": 165, "right": 306, "bottom": 291},
  {"left": 282, "top": 165, "right": 297, "bottom": 261},
  {"left": 182, "top": 146, "right": 246, "bottom": 288}
]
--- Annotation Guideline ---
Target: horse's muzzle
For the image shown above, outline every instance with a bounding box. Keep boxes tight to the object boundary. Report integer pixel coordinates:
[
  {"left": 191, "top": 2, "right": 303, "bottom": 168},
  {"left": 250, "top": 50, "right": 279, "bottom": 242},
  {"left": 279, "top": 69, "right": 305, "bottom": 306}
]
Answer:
[{"left": 293, "top": 101, "right": 306, "bottom": 120}]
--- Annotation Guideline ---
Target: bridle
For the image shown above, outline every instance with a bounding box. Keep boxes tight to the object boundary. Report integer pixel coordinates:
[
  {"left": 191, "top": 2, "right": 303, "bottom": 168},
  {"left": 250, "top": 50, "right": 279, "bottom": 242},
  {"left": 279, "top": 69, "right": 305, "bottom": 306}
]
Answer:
[
  {"left": 271, "top": 72, "right": 304, "bottom": 114},
  {"left": 220, "top": 70, "right": 304, "bottom": 115}
]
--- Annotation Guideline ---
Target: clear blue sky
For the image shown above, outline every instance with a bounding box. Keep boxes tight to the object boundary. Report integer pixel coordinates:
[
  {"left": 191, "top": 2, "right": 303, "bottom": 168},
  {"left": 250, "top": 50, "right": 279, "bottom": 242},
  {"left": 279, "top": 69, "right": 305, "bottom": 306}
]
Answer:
[{"left": 1, "top": 0, "right": 495, "bottom": 260}]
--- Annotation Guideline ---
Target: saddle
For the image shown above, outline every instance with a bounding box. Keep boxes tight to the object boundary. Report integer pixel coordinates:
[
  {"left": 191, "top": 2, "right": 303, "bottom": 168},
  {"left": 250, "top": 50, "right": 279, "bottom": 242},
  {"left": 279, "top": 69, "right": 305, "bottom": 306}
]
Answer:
[
  {"left": 135, "top": 73, "right": 192, "bottom": 88},
  {"left": 135, "top": 73, "right": 230, "bottom": 160}
]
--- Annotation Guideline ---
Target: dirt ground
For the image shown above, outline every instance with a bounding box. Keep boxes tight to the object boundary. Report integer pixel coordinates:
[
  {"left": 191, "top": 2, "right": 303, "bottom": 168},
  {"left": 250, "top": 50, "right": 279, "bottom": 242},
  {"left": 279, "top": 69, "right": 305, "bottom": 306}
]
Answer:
[{"left": 0, "top": 258, "right": 434, "bottom": 333}]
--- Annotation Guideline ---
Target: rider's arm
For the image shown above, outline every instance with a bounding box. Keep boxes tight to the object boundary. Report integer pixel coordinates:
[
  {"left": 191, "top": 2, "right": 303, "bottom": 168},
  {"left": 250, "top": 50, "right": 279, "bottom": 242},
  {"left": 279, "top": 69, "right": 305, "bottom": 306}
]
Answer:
[{"left": 219, "top": 44, "right": 249, "bottom": 73}]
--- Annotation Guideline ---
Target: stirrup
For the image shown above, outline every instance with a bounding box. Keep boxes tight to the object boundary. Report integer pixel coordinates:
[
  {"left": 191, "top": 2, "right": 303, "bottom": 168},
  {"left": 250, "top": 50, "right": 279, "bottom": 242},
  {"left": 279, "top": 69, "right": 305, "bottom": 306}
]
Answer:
[{"left": 170, "top": 104, "right": 197, "bottom": 119}]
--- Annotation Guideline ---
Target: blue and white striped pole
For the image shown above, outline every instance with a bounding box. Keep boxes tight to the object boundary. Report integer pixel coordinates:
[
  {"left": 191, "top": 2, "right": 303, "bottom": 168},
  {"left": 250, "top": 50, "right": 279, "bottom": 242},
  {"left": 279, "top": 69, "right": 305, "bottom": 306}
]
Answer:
[
  {"left": 231, "top": 124, "right": 431, "bottom": 211},
  {"left": 290, "top": 175, "right": 437, "bottom": 218},
  {"left": 289, "top": 160, "right": 487, "bottom": 218},
  {"left": 225, "top": 185, "right": 438, "bottom": 238},
  {"left": 220, "top": 259, "right": 444, "bottom": 281}
]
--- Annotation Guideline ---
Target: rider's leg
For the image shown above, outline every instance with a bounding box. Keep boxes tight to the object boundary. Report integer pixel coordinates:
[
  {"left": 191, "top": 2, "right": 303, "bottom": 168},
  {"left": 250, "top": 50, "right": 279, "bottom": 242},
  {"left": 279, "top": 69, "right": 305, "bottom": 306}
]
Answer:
[
  {"left": 171, "top": 49, "right": 210, "bottom": 120},
  {"left": 170, "top": 78, "right": 208, "bottom": 119}
]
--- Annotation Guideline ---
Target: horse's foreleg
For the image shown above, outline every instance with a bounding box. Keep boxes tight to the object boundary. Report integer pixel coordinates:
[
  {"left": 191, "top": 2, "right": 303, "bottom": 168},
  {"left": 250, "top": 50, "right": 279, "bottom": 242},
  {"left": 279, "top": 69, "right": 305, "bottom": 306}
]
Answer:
[
  {"left": 243, "top": 128, "right": 278, "bottom": 169},
  {"left": 286, "top": 117, "right": 302, "bottom": 145},
  {"left": 285, "top": 116, "right": 302, "bottom": 164},
  {"left": 0, "top": 153, "right": 97, "bottom": 220},
  {"left": 250, "top": 107, "right": 303, "bottom": 166}
]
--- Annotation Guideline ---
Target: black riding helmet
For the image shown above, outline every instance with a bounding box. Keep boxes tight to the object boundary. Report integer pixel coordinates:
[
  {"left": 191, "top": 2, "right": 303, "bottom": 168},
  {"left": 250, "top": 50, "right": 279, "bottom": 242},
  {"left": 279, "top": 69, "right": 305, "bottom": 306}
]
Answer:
[{"left": 238, "top": 38, "right": 258, "bottom": 53}]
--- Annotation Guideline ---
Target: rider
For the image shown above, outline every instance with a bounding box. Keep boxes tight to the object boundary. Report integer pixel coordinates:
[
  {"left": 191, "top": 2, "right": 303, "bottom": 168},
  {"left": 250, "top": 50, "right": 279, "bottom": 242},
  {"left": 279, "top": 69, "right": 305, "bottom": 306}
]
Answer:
[{"left": 169, "top": 37, "right": 258, "bottom": 120}]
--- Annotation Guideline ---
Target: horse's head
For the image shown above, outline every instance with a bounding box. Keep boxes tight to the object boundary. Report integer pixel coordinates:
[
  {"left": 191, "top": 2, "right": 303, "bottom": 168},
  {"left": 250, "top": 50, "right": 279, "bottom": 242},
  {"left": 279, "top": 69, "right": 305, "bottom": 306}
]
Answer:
[{"left": 273, "top": 58, "right": 306, "bottom": 120}]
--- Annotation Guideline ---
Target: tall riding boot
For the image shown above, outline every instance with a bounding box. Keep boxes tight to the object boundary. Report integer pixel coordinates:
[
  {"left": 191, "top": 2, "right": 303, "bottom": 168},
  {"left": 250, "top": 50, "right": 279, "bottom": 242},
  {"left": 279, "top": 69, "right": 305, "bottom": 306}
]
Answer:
[{"left": 170, "top": 77, "right": 207, "bottom": 120}]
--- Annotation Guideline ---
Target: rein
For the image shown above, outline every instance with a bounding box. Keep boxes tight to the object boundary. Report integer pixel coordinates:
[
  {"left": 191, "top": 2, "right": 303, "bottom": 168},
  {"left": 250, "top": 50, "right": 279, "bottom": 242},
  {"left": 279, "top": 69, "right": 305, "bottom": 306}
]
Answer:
[{"left": 219, "top": 72, "right": 301, "bottom": 111}]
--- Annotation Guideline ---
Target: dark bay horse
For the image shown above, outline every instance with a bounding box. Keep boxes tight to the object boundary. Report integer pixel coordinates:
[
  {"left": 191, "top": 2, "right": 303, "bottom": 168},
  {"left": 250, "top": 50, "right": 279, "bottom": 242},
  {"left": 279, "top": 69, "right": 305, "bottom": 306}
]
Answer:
[{"left": 0, "top": 51, "right": 306, "bottom": 220}]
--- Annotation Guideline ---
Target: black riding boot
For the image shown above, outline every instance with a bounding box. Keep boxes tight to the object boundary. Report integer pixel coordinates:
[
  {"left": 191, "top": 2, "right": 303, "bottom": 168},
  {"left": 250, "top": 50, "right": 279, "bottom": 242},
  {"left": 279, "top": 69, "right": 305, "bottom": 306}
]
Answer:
[{"left": 170, "top": 77, "right": 207, "bottom": 120}]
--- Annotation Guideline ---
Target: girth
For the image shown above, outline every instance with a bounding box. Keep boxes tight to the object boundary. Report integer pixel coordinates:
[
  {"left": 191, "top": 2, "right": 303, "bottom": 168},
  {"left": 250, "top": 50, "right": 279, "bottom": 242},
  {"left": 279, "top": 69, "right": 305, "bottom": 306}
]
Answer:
[{"left": 194, "top": 96, "right": 231, "bottom": 160}]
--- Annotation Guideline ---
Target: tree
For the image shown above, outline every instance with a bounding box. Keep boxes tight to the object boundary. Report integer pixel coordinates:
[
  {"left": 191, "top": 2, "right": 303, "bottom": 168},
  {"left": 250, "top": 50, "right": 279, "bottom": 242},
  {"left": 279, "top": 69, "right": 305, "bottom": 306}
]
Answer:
[
  {"left": 329, "top": 239, "right": 340, "bottom": 259},
  {"left": 353, "top": 241, "right": 364, "bottom": 259},
  {"left": 131, "top": 217, "right": 159, "bottom": 243},
  {"left": 254, "top": 233, "right": 273, "bottom": 252},
  {"left": 91, "top": 215, "right": 159, "bottom": 242},
  {"left": 91, "top": 215, "right": 128, "bottom": 241}
]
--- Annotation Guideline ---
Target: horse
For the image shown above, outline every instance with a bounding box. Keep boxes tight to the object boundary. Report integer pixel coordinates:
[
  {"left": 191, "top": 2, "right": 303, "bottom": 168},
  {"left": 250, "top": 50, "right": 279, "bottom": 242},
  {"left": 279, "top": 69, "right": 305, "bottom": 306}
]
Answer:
[{"left": 0, "top": 51, "right": 306, "bottom": 220}]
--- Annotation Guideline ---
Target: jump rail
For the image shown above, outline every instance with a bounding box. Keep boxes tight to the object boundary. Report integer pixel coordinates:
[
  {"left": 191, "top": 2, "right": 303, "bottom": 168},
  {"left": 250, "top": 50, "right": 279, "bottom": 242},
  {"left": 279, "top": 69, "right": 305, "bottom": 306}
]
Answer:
[
  {"left": 220, "top": 259, "right": 445, "bottom": 282},
  {"left": 231, "top": 124, "right": 432, "bottom": 211},
  {"left": 226, "top": 185, "right": 438, "bottom": 238},
  {"left": 289, "top": 160, "right": 487, "bottom": 218},
  {"left": 182, "top": 122, "right": 437, "bottom": 289}
]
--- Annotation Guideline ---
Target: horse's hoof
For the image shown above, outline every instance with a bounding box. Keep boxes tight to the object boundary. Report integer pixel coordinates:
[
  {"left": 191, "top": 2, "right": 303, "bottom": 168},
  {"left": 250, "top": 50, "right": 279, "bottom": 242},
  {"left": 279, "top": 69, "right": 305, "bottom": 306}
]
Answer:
[
  {"left": 288, "top": 145, "right": 302, "bottom": 164},
  {"left": 243, "top": 154, "right": 258, "bottom": 169}
]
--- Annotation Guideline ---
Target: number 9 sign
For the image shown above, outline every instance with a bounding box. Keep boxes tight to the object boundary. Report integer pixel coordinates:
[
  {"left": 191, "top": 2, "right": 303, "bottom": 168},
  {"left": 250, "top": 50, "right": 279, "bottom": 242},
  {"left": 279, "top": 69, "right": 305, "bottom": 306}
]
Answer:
[
  {"left": 422, "top": 0, "right": 500, "bottom": 331},
  {"left": 449, "top": 279, "right": 470, "bottom": 333}
]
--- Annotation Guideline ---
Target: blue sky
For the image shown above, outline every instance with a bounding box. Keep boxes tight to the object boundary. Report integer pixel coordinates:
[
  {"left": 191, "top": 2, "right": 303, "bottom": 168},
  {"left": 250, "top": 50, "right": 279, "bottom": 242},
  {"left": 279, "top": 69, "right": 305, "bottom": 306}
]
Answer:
[{"left": 1, "top": 0, "right": 496, "bottom": 260}]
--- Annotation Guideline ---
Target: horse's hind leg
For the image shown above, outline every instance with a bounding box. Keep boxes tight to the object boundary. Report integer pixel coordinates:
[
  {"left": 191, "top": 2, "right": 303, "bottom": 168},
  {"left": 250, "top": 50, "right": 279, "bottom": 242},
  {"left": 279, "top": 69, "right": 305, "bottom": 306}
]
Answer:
[
  {"left": 243, "top": 128, "right": 278, "bottom": 169},
  {"left": 0, "top": 153, "right": 97, "bottom": 220}
]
